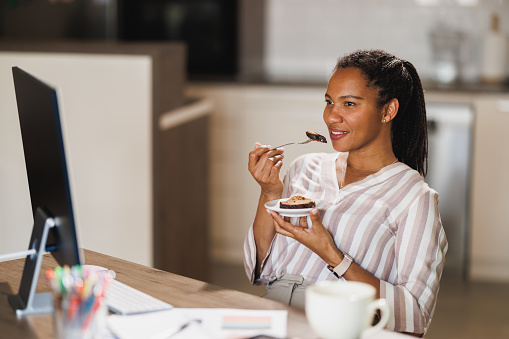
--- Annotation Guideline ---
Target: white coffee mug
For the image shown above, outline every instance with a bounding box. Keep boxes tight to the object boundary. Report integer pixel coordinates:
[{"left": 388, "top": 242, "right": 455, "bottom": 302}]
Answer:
[{"left": 305, "top": 281, "right": 390, "bottom": 339}]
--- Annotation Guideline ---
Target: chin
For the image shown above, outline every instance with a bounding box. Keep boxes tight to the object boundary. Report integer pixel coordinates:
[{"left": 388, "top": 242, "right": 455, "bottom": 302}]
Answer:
[{"left": 331, "top": 142, "right": 349, "bottom": 153}]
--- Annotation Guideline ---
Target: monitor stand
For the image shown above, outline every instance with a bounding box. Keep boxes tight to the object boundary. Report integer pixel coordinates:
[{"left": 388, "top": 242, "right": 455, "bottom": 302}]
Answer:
[{"left": 8, "top": 207, "right": 56, "bottom": 317}]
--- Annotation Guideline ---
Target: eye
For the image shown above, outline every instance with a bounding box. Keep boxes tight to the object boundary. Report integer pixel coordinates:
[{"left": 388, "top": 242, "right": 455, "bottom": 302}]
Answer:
[
  {"left": 325, "top": 99, "right": 333, "bottom": 105},
  {"left": 345, "top": 101, "right": 356, "bottom": 107}
]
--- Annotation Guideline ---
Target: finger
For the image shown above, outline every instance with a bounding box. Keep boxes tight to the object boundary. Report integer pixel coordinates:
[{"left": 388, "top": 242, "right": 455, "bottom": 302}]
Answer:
[
  {"left": 266, "top": 159, "right": 283, "bottom": 182},
  {"left": 250, "top": 145, "right": 281, "bottom": 171},
  {"left": 267, "top": 210, "right": 295, "bottom": 238},
  {"left": 257, "top": 160, "right": 276, "bottom": 182},
  {"left": 264, "top": 153, "right": 284, "bottom": 168},
  {"left": 258, "top": 152, "right": 284, "bottom": 177},
  {"left": 270, "top": 154, "right": 285, "bottom": 163},
  {"left": 268, "top": 148, "right": 285, "bottom": 157},
  {"left": 268, "top": 208, "right": 285, "bottom": 223},
  {"left": 249, "top": 144, "right": 270, "bottom": 160},
  {"left": 271, "top": 210, "right": 300, "bottom": 235},
  {"left": 260, "top": 146, "right": 285, "bottom": 159},
  {"left": 248, "top": 144, "right": 271, "bottom": 172},
  {"left": 268, "top": 209, "right": 292, "bottom": 230},
  {"left": 259, "top": 155, "right": 284, "bottom": 182},
  {"left": 273, "top": 220, "right": 295, "bottom": 238},
  {"left": 253, "top": 144, "right": 273, "bottom": 156},
  {"left": 298, "top": 216, "right": 309, "bottom": 228},
  {"left": 308, "top": 208, "right": 326, "bottom": 230},
  {"left": 309, "top": 208, "right": 320, "bottom": 223}
]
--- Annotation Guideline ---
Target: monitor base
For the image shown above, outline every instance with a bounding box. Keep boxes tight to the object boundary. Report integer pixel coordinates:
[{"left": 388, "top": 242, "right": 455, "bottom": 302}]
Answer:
[
  {"left": 8, "top": 208, "right": 55, "bottom": 317},
  {"left": 8, "top": 292, "right": 53, "bottom": 317}
]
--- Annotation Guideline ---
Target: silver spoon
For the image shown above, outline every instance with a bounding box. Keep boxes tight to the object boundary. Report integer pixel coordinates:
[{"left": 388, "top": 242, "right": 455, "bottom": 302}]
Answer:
[
  {"left": 271, "top": 131, "right": 327, "bottom": 150},
  {"left": 271, "top": 138, "right": 313, "bottom": 150}
]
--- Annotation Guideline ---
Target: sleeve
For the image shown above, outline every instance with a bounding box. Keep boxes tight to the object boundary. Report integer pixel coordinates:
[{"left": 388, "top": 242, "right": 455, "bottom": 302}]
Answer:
[
  {"left": 243, "top": 226, "right": 262, "bottom": 284},
  {"left": 243, "top": 155, "right": 304, "bottom": 285},
  {"left": 379, "top": 189, "right": 448, "bottom": 335}
]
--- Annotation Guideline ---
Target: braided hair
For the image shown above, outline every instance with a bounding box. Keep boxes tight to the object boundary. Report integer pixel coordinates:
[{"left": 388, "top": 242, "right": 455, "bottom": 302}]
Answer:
[{"left": 335, "top": 50, "right": 428, "bottom": 177}]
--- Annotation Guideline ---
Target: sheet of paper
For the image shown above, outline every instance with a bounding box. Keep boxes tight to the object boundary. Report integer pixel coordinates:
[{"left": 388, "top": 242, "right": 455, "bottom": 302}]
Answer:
[
  {"left": 106, "top": 308, "right": 287, "bottom": 339},
  {"left": 107, "top": 309, "right": 204, "bottom": 339},
  {"left": 177, "top": 308, "right": 287, "bottom": 339}
]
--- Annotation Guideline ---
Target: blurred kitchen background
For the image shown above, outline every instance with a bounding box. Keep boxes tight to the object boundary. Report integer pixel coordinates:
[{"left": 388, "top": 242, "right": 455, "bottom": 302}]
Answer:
[
  {"left": 2, "top": 0, "right": 509, "bottom": 84},
  {"left": 1, "top": 0, "right": 509, "bottom": 338}
]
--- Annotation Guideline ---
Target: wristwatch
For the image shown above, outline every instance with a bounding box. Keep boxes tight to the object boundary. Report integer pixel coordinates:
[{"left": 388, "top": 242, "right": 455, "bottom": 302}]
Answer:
[{"left": 327, "top": 253, "right": 354, "bottom": 279}]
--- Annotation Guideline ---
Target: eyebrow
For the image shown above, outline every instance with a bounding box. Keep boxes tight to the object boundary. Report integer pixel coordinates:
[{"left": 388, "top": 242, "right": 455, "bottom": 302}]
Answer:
[{"left": 325, "top": 93, "right": 364, "bottom": 100}]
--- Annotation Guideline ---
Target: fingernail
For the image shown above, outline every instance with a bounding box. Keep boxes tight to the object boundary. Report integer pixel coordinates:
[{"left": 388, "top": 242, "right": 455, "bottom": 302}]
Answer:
[
  {"left": 311, "top": 208, "right": 318, "bottom": 215},
  {"left": 266, "top": 209, "right": 272, "bottom": 215}
]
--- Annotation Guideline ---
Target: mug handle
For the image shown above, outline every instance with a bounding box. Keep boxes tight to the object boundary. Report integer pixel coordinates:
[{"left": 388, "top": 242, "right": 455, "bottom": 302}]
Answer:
[{"left": 361, "top": 298, "right": 390, "bottom": 337}]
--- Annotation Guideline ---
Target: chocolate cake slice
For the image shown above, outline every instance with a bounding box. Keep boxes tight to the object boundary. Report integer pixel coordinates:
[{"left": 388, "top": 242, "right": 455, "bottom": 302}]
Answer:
[
  {"left": 280, "top": 196, "right": 316, "bottom": 209},
  {"left": 306, "top": 130, "right": 327, "bottom": 143}
]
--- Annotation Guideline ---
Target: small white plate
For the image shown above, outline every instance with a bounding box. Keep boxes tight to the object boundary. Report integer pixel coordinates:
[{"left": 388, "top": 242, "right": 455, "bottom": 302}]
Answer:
[{"left": 265, "top": 198, "right": 323, "bottom": 217}]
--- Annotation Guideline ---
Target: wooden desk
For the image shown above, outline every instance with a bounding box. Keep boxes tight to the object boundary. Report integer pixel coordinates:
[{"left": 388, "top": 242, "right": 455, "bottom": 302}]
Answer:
[{"left": 0, "top": 249, "right": 315, "bottom": 338}]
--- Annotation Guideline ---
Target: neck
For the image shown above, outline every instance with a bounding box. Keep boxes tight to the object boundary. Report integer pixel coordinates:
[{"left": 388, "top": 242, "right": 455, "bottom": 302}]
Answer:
[
  {"left": 346, "top": 152, "right": 398, "bottom": 174},
  {"left": 338, "top": 153, "right": 398, "bottom": 189}
]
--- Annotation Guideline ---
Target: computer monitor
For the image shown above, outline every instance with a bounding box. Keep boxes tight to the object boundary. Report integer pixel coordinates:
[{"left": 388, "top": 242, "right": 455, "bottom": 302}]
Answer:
[{"left": 7, "top": 67, "right": 82, "bottom": 316}]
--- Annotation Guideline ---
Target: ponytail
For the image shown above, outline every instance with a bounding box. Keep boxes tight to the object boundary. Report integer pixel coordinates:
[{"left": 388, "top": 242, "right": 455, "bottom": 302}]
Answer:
[{"left": 392, "top": 61, "right": 427, "bottom": 176}]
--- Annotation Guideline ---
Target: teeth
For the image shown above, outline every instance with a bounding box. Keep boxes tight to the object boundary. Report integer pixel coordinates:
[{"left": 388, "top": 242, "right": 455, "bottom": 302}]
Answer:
[{"left": 331, "top": 131, "right": 347, "bottom": 135}]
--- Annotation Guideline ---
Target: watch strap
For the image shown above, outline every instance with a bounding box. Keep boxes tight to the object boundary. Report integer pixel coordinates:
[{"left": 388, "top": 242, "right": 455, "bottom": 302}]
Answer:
[{"left": 327, "top": 253, "right": 353, "bottom": 278}]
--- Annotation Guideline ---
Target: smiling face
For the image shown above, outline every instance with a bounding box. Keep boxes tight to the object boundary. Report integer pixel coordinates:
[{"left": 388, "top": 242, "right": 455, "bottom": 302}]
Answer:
[{"left": 323, "top": 67, "right": 393, "bottom": 156}]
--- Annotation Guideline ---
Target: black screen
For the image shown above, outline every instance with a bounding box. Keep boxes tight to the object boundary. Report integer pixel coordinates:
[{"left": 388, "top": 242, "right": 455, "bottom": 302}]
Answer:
[{"left": 12, "top": 67, "right": 81, "bottom": 267}]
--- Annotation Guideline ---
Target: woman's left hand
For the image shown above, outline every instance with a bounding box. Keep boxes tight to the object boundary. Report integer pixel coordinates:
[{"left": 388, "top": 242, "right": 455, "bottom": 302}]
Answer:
[
  {"left": 267, "top": 208, "right": 340, "bottom": 264},
  {"left": 268, "top": 207, "right": 382, "bottom": 298}
]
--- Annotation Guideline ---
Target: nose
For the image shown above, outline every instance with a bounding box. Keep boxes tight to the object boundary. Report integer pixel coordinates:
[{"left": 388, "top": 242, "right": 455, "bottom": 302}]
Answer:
[{"left": 323, "top": 106, "right": 343, "bottom": 125}]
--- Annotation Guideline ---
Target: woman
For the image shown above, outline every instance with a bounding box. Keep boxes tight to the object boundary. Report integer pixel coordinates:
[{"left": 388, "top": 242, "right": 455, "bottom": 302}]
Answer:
[{"left": 244, "top": 49, "right": 448, "bottom": 336}]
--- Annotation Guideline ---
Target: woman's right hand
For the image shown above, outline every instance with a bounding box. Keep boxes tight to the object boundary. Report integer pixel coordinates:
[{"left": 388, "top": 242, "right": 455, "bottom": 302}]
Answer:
[{"left": 248, "top": 142, "right": 285, "bottom": 198}]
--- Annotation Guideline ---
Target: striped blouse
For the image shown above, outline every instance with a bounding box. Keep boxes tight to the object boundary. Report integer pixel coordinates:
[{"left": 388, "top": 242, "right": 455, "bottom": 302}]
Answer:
[{"left": 243, "top": 152, "right": 448, "bottom": 334}]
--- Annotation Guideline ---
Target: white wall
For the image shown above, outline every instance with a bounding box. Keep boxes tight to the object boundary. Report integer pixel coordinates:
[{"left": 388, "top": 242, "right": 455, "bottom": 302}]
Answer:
[
  {"left": 0, "top": 52, "right": 153, "bottom": 267},
  {"left": 263, "top": 0, "right": 509, "bottom": 84}
]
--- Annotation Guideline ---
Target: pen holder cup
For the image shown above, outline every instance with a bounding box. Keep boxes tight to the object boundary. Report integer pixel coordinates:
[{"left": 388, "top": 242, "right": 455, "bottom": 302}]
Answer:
[{"left": 53, "top": 295, "right": 108, "bottom": 339}]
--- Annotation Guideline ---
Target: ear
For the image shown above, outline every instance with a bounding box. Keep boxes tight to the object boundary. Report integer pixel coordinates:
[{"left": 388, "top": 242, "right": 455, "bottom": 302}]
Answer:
[{"left": 382, "top": 98, "right": 399, "bottom": 123}]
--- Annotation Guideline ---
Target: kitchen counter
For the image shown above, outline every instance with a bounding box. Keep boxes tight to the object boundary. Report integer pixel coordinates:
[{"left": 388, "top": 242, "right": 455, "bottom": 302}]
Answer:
[
  {"left": 423, "top": 80, "right": 509, "bottom": 93},
  {"left": 190, "top": 78, "right": 509, "bottom": 101},
  {"left": 423, "top": 81, "right": 509, "bottom": 105}
]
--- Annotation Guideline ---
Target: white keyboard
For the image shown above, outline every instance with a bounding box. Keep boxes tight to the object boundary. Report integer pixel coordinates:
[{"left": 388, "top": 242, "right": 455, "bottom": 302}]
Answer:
[{"left": 105, "top": 279, "right": 173, "bottom": 315}]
